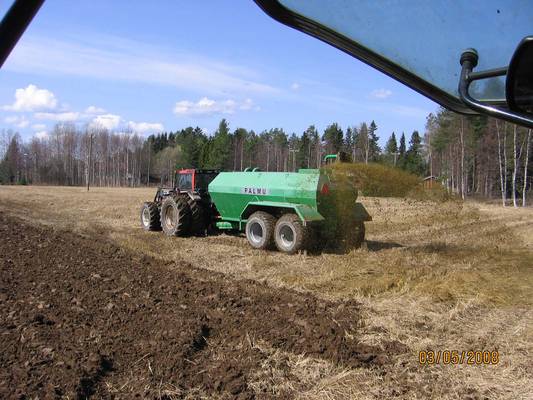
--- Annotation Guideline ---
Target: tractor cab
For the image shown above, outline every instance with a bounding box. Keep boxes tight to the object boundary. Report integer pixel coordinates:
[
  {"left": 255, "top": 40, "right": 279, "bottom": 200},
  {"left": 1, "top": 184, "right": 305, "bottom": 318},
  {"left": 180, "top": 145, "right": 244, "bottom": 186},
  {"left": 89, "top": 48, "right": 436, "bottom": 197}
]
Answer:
[
  {"left": 175, "top": 169, "right": 219, "bottom": 195},
  {"left": 144, "top": 168, "right": 221, "bottom": 236}
]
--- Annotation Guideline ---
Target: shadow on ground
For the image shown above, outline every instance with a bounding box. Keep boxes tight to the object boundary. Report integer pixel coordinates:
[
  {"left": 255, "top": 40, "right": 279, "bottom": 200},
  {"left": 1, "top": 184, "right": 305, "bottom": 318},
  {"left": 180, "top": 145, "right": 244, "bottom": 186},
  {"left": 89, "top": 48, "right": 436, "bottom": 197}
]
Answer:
[{"left": 366, "top": 240, "right": 404, "bottom": 252}]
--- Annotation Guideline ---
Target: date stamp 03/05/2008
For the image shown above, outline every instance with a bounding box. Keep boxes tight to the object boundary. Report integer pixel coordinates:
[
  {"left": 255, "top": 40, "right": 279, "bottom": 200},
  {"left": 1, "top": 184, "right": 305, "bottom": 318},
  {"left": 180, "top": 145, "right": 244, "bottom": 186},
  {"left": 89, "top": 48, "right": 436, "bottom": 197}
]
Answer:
[{"left": 419, "top": 350, "right": 500, "bottom": 365}]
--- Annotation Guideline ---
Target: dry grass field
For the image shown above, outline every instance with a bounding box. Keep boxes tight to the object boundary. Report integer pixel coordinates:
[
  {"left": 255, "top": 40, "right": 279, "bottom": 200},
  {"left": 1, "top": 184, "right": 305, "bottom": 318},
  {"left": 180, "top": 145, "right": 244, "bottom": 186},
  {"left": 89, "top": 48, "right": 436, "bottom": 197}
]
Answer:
[{"left": 1, "top": 185, "right": 532, "bottom": 399}]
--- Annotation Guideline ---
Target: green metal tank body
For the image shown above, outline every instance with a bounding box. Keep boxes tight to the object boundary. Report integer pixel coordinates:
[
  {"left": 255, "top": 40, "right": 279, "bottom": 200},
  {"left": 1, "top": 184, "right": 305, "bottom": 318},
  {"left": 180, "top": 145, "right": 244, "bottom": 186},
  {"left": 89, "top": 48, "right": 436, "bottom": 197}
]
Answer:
[{"left": 208, "top": 170, "right": 325, "bottom": 227}]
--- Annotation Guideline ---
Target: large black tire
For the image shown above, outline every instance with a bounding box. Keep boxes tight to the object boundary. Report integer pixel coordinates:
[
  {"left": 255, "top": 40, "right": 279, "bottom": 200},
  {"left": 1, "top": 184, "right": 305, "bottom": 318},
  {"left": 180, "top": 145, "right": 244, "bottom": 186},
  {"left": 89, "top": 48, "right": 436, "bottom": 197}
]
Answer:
[
  {"left": 245, "top": 211, "right": 275, "bottom": 250},
  {"left": 187, "top": 197, "right": 207, "bottom": 235},
  {"left": 140, "top": 202, "right": 161, "bottom": 231},
  {"left": 160, "top": 196, "right": 191, "bottom": 236},
  {"left": 274, "top": 213, "right": 308, "bottom": 254}
]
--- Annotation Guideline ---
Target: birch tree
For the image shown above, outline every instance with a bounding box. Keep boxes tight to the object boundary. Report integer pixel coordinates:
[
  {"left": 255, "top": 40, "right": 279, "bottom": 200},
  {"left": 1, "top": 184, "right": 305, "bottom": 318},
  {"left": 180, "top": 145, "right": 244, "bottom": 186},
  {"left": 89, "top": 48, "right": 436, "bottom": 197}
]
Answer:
[
  {"left": 496, "top": 121, "right": 507, "bottom": 206},
  {"left": 523, "top": 129, "right": 531, "bottom": 207}
]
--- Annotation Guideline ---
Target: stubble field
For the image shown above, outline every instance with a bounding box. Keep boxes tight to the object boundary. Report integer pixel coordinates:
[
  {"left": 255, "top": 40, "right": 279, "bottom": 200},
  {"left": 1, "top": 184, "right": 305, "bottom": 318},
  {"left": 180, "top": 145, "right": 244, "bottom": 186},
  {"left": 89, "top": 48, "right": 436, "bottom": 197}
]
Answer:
[{"left": 0, "top": 185, "right": 532, "bottom": 399}]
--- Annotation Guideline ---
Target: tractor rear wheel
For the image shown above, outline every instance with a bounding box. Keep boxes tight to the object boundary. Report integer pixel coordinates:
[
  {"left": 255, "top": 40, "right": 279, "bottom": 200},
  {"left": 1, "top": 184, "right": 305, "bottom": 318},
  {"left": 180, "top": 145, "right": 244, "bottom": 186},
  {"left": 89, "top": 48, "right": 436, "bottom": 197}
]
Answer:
[
  {"left": 140, "top": 202, "right": 161, "bottom": 231},
  {"left": 245, "top": 211, "right": 275, "bottom": 250},
  {"left": 274, "top": 213, "right": 308, "bottom": 254},
  {"left": 160, "top": 196, "right": 191, "bottom": 236},
  {"left": 187, "top": 197, "right": 206, "bottom": 235}
]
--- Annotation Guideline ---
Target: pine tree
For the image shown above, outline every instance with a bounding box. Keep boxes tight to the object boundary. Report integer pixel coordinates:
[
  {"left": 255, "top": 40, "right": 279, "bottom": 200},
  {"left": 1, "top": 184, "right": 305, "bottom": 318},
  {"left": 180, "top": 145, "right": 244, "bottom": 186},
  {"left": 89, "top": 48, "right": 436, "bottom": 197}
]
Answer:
[
  {"left": 404, "top": 130, "right": 426, "bottom": 175},
  {"left": 356, "top": 122, "right": 369, "bottom": 163},
  {"left": 297, "top": 130, "right": 310, "bottom": 168},
  {"left": 322, "top": 123, "right": 344, "bottom": 155},
  {"left": 368, "top": 120, "right": 381, "bottom": 162},
  {"left": 303, "top": 125, "right": 321, "bottom": 167},
  {"left": 385, "top": 132, "right": 398, "bottom": 165},
  {"left": 198, "top": 138, "right": 212, "bottom": 169},
  {"left": 1, "top": 134, "right": 21, "bottom": 183},
  {"left": 398, "top": 132, "right": 407, "bottom": 167},
  {"left": 343, "top": 127, "right": 351, "bottom": 156},
  {"left": 175, "top": 126, "right": 205, "bottom": 168},
  {"left": 206, "top": 119, "right": 231, "bottom": 170},
  {"left": 399, "top": 132, "right": 406, "bottom": 155}
]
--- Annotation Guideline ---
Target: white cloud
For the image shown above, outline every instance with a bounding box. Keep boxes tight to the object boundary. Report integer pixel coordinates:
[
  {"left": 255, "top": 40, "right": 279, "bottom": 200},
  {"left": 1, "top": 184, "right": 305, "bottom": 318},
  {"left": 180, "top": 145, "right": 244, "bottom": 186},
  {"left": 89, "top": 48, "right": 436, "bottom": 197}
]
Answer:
[
  {"left": 32, "top": 123, "right": 46, "bottom": 130},
  {"left": 34, "top": 111, "right": 80, "bottom": 122},
  {"left": 239, "top": 98, "right": 260, "bottom": 111},
  {"left": 290, "top": 82, "right": 300, "bottom": 90},
  {"left": 4, "top": 115, "right": 29, "bottom": 128},
  {"left": 17, "top": 119, "right": 29, "bottom": 128},
  {"left": 85, "top": 105, "right": 106, "bottom": 114},
  {"left": 173, "top": 97, "right": 259, "bottom": 116},
  {"left": 90, "top": 113, "right": 121, "bottom": 130},
  {"left": 128, "top": 121, "right": 164, "bottom": 134},
  {"left": 4, "top": 35, "right": 279, "bottom": 96},
  {"left": 34, "top": 131, "right": 49, "bottom": 139},
  {"left": 370, "top": 88, "right": 392, "bottom": 99},
  {"left": 3, "top": 84, "right": 57, "bottom": 111}
]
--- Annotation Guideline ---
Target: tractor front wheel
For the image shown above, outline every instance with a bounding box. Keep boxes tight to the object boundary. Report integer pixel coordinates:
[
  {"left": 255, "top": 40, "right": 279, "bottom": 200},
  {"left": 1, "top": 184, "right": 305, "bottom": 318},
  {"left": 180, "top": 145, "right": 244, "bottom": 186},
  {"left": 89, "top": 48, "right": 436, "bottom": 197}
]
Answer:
[
  {"left": 274, "top": 213, "right": 307, "bottom": 254},
  {"left": 245, "top": 211, "right": 275, "bottom": 250},
  {"left": 160, "top": 196, "right": 191, "bottom": 236},
  {"left": 140, "top": 202, "right": 161, "bottom": 231}
]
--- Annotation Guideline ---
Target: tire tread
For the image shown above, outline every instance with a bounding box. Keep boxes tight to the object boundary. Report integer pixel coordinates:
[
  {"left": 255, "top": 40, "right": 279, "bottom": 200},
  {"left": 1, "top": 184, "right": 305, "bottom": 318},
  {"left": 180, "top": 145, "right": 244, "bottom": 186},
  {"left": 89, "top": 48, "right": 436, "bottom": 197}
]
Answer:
[
  {"left": 141, "top": 202, "right": 161, "bottom": 231},
  {"left": 160, "top": 196, "right": 191, "bottom": 236},
  {"left": 246, "top": 211, "right": 275, "bottom": 250},
  {"left": 274, "top": 213, "right": 308, "bottom": 254}
]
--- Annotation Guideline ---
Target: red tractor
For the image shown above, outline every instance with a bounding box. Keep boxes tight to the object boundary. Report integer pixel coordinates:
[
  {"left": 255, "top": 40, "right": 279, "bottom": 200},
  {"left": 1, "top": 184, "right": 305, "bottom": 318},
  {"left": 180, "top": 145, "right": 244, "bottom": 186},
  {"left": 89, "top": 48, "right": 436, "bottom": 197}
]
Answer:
[{"left": 140, "top": 169, "right": 219, "bottom": 236}]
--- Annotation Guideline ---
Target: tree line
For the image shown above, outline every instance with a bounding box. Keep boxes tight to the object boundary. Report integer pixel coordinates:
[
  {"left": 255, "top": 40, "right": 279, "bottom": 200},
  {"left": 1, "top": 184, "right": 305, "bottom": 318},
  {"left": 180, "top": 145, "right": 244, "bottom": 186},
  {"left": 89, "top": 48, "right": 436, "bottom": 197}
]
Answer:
[
  {"left": 0, "top": 124, "right": 145, "bottom": 187},
  {"left": 425, "top": 108, "right": 531, "bottom": 207},
  {"left": 0, "top": 119, "right": 424, "bottom": 185},
  {"left": 1, "top": 113, "right": 531, "bottom": 206}
]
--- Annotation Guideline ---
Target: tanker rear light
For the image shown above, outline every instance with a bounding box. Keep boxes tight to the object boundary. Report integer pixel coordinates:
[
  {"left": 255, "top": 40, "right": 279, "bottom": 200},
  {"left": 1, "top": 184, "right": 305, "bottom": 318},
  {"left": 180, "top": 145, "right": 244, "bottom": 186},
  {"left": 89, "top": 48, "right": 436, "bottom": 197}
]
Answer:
[{"left": 320, "top": 183, "right": 330, "bottom": 195}]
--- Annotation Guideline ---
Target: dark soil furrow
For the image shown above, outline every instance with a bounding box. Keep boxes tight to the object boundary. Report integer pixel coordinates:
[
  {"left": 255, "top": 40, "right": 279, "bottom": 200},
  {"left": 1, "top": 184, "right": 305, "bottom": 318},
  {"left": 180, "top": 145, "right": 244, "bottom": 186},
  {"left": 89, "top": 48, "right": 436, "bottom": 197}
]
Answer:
[{"left": 0, "top": 213, "right": 404, "bottom": 399}]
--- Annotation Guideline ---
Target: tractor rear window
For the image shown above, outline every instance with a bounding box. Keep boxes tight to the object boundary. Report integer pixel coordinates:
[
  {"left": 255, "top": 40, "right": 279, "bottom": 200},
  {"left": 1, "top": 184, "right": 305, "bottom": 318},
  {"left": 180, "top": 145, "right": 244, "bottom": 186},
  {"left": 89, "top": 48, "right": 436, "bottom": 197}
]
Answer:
[
  {"left": 195, "top": 173, "right": 218, "bottom": 190},
  {"left": 178, "top": 173, "right": 193, "bottom": 190}
]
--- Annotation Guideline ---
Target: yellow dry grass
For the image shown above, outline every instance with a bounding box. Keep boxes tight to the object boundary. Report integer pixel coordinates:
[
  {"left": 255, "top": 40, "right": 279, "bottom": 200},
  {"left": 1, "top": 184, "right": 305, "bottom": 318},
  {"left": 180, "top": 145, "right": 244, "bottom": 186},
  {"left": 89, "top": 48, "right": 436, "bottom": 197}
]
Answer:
[{"left": 0, "top": 185, "right": 532, "bottom": 399}]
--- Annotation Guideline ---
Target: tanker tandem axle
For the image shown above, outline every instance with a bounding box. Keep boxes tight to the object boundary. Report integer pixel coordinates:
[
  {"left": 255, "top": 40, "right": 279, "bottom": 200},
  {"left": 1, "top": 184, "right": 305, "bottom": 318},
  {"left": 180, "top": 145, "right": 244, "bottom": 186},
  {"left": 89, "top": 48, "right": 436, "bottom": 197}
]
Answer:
[{"left": 140, "top": 164, "right": 371, "bottom": 254}]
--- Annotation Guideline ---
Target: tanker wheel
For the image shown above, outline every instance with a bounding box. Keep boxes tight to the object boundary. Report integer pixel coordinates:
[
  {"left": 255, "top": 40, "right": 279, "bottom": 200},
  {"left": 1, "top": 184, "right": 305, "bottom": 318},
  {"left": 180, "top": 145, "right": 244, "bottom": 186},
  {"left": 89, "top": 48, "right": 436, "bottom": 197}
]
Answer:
[
  {"left": 187, "top": 197, "right": 206, "bottom": 235},
  {"left": 245, "top": 211, "right": 275, "bottom": 250},
  {"left": 160, "top": 196, "right": 191, "bottom": 236},
  {"left": 140, "top": 201, "right": 161, "bottom": 231},
  {"left": 274, "top": 213, "right": 308, "bottom": 254}
]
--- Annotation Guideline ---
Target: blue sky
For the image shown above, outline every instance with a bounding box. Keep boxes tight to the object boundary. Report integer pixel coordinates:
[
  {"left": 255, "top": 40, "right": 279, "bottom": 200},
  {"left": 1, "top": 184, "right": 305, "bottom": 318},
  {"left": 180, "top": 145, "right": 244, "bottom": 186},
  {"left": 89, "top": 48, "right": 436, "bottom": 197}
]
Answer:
[{"left": 0, "top": 0, "right": 438, "bottom": 146}]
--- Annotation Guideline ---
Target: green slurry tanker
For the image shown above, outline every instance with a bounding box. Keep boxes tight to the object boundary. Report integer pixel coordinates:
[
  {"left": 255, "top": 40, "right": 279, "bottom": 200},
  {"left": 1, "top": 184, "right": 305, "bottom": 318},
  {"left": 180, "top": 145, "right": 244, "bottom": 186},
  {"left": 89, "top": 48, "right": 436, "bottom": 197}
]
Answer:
[{"left": 140, "top": 158, "right": 371, "bottom": 254}]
